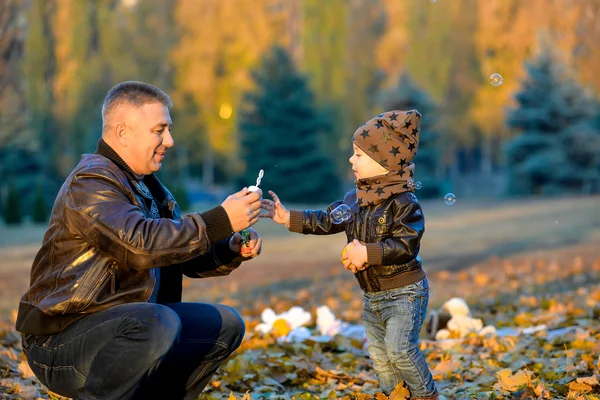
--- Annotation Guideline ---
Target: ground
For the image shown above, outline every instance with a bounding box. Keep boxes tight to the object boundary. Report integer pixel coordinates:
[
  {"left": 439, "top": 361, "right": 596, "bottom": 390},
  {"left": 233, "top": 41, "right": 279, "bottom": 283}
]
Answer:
[{"left": 0, "top": 195, "right": 599, "bottom": 399}]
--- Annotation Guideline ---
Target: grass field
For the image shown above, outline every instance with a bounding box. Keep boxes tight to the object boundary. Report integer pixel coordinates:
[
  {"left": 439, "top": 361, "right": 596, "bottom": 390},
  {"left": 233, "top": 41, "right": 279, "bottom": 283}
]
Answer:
[{"left": 1, "top": 195, "right": 599, "bottom": 399}]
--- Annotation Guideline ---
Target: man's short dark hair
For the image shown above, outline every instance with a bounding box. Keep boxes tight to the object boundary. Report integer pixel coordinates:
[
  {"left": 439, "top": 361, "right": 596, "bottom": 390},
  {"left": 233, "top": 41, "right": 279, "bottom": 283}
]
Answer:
[{"left": 102, "top": 81, "right": 173, "bottom": 131}]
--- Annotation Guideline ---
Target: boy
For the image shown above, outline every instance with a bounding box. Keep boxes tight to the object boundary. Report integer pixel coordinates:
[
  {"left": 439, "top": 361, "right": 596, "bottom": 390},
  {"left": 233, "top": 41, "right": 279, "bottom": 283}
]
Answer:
[{"left": 261, "top": 110, "right": 438, "bottom": 399}]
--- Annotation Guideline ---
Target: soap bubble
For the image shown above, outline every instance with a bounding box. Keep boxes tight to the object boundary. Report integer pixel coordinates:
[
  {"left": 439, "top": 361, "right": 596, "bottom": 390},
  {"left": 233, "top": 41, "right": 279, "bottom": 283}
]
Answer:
[
  {"left": 444, "top": 193, "right": 456, "bottom": 205},
  {"left": 407, "top": 180, "right": 415, "bottom": 189},
  {"left": 331, "top": 204, "right": 353, "bottom": 224},
  {"left": 414, "top": 181, "right": 422, "bottom": 190},
  {"left": 490, "top": 73, "right": 503, "bottom": 86}
]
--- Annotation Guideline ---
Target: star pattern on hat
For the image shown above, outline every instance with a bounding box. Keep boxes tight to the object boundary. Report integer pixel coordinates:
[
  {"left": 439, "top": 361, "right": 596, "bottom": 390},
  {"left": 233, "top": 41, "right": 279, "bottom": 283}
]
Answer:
[
  {"left": 357, "top": 197, "right": 364, "bottom": 206},
  {"left": 352, "top": 109, "right": 421, "bottom": 207}
]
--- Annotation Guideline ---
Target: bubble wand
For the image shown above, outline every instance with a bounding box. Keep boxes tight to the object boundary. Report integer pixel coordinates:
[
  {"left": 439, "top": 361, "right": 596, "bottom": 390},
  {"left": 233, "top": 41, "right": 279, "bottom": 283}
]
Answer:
[{"left": 241, "top": 169, "right": 264, "bottom": 253}]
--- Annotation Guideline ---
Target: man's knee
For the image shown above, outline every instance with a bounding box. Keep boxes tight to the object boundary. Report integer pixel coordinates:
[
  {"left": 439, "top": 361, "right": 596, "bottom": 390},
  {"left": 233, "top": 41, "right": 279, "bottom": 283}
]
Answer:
[
  {"left": 216, "top": 305, "right": 245, "bottom": 350},
  {"left": 120, "top": 303, "right": 182, "bottom": 359}
]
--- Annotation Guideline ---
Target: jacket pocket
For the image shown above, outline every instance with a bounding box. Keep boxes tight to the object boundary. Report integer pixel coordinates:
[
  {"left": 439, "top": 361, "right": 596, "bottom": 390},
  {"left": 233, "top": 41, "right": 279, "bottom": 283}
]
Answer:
[
  {"left": 372, "top": 215, "right": 392, "bottom": 238},
  {"left": 79, "top": 267, "right": 113, "bottom": 311}
]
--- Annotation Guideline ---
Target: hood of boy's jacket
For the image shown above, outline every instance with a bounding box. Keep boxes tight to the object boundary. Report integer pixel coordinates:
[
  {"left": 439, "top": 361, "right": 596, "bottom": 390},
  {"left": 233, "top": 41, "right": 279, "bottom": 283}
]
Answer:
[{"left": 352, "top": 110, "right": 421, "bottom": 172}]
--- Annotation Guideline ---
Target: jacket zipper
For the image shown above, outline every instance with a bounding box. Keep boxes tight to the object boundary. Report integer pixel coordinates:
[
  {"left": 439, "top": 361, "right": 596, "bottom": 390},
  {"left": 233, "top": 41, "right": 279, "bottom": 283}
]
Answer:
[{"left": 109, "top": 266, "right": 116, "bottom": 295}]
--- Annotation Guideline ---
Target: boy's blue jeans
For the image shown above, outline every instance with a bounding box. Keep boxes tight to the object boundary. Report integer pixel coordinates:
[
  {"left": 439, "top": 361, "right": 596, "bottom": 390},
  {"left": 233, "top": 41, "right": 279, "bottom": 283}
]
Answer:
[
  {"left": 21, "top": 302, "right": 245, "bottom": 400},
  {"left": 363, "top": 278, "right": 438, "bottom": 398}
]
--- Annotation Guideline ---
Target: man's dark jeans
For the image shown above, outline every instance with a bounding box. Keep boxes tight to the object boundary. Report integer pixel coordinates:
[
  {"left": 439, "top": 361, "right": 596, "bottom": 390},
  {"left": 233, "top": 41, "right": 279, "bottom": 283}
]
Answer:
[{"left": 22, "top": 302, "right": 245, "bottom": 400}]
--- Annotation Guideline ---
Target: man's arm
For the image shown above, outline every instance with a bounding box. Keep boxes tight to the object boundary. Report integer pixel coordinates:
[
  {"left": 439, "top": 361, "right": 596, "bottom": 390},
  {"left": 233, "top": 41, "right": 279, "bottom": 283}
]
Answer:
[
  {"left": 181, "top": 238, "right": 245, "bottom": 278},
  {"left": 65, "top": 167, "right": 233, "bottom": 270}
]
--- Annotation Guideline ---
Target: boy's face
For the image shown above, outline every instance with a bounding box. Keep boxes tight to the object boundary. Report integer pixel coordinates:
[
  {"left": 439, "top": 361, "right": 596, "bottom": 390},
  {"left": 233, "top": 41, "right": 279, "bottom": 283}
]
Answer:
[{"left": 349, "top": 143, "right": 389, "bottom": 180}]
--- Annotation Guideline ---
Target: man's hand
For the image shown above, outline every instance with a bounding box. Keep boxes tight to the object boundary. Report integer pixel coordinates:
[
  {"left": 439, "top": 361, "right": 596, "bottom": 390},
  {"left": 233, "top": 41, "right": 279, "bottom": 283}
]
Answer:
[
  {"left": 341, "top": 239, "right": 369, "bottom": 273},
  {"left": 221, "top": 187, "right": 263, "bottom": 232},
  {"left": 229, "top": 228, "right": 262, "bottom": 258},
  {"left": 260, "top": 190, "right": 291, "bottom": 228}
]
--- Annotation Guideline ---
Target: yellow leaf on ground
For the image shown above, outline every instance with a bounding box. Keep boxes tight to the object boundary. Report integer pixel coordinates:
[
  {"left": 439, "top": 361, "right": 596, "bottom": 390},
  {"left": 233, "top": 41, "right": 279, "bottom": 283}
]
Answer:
[
  {"left": 228, "top": 392, "right": 237, "bottom": 400},
  {"left": 17, "top": 360, "right": 35, "bottom": 379},
  {"left": 569, "top": 381, "right": 593, "bottom": 393},
  {"left": 389, "top": 382, "right": 410, "bottom": 399},
  {"left": 496, "top": 368, "right": 531, "bottom": 392},
  {"left": 241, "top": 391, "right": 253, "bottom": 400},
  {"left": 431, "top": 358, "right": 460, "bottom": 378},
  {"left": 576, "top": 375, "right": 600, "bottom": 386},
  {"left": 374, "top": 392, "right": 388, "bottom": 400}
]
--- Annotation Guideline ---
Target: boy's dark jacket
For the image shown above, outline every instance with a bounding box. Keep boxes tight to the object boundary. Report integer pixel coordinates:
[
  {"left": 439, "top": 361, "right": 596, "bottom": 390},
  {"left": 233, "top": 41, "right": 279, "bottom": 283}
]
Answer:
[
  {"left": 289, "top": 190, "right": 425, "bottom": 293},
  {"left": 16, "top": 140, "right": 244, "bottom": 336}
]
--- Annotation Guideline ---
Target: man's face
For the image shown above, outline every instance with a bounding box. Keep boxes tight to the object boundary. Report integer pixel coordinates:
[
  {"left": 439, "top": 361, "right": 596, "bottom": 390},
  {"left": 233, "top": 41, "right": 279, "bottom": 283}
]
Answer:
[
  {"left": 124, "top": 102, "right": 174, "bottom": 175},
  {"left": 349, "top": 143, "right": 389, "bottom": 180}
]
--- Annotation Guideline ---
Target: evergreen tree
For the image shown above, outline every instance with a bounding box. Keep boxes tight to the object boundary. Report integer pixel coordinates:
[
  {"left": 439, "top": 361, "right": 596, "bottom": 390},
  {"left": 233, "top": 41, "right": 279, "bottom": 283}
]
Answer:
[
  {"left": 3, "top": 181, "right": 22, "bottom": 225},
  {"left": 378, "top": 72, "right": 442, "bottom": 198},
  {"left": 32, "top": 181, "right": 48, "bottom": 224},
  {"left": 238, "top": 46, "right": 339, "bottom": 203},
  {"left": 505, "top": 48, "right": 597, "bottom": 195}
]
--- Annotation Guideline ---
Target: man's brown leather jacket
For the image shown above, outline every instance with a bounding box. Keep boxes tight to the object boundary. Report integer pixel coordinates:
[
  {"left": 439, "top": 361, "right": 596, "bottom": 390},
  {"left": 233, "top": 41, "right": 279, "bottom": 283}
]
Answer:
[
  {"left": 16, "top": 144, "right": 241, "bottom": 335},
  {"left": 289, "top": 190, "right": 426, "bottom": 293}
]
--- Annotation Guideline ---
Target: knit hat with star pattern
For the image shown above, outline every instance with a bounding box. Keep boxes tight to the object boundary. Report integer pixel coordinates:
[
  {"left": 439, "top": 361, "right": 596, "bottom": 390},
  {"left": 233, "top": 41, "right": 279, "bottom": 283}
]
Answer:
[{"left": 351, "top": 110, "right": 421, "bottom": 206}]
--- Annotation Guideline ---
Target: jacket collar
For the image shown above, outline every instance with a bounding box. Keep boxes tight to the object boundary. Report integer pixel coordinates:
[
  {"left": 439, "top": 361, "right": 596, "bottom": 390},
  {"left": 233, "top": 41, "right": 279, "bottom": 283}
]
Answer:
[
  {"left": 94, "top": 139, "right": 171, "bottom": 211},
  {"left": 94, "top": 138, "right": 142, "bottom": 181}
]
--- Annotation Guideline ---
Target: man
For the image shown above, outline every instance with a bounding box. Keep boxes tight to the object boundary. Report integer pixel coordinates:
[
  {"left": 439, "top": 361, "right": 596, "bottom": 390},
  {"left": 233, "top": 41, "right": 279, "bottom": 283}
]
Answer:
[{"left": 16, "top": 81, "right": 263, "bottom": 399}]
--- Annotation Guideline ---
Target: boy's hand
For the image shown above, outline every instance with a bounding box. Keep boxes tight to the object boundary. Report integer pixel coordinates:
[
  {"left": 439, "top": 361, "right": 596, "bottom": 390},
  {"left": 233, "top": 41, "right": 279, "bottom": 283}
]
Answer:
[
  {"left": 260, "top": 190, "right": 291, "bottom": 228},
  {"left": 341, "top": 239, "right": 368, "bottom": 273},
  {"left": 221, "top": 187, "right": 263, "bottom": 232},
  {"left": 229, "top": 228, "right": 262, "bottom": 258}
]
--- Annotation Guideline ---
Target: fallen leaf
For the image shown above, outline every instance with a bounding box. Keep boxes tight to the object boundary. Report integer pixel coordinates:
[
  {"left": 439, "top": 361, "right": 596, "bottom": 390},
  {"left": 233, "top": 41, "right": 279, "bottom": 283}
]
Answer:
[
  {"left": 496, "top": 369, "right": 531, "bottom": 392},
  {"left": 575, "top": 375, "right": 600, "bottom": 386},
  {"left": 568, "top": 381, "right": 593, "bottom": 393},
  {"left": 389, "top": 382, "right": 410, "bottom": 399}
]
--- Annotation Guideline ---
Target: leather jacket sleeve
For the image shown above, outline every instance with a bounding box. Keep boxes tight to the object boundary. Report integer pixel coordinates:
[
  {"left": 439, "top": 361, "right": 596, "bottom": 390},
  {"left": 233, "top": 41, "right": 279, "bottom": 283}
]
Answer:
[
  {"left": 372, "top": 201, "right": 424, "bottom": 266},
  {"left": 64, "top": 168, "right": 231, "bottom": 270},
  {"left": 182, "top": 238, "right": 245, "bottom": 278},
  {"left": 290, "top": 199, "right": 348, "bottom": 235}
]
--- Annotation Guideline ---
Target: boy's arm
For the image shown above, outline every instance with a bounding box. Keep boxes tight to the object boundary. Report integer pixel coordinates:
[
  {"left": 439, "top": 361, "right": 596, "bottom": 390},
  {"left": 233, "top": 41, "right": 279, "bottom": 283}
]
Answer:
[
  {"left": 364, "top": 202, "right": 424, "bottom": 266},
  {"left": 288, "top": 200, "right": 348, "bottom": 235}
]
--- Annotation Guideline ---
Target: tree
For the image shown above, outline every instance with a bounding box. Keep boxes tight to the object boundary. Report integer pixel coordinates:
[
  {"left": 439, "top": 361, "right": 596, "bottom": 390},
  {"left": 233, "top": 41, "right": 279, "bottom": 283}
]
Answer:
[
  {"left": 238, "top": 46, "right": 339, "bottom": 203},
  {"left": 378, "top": 73, "right": 442, "bottom": 198},
  {"left": 171, "top": 0, "right": 286, "bottom": 185},
  {"left": 32, "top": 181, "right": 48, "bottom": 224},
  {"left": 3, "top": 181, "right": 22, "bottom": 225},
  {"left": 505, "top": 48, "right": 597, "bottom": 195}
]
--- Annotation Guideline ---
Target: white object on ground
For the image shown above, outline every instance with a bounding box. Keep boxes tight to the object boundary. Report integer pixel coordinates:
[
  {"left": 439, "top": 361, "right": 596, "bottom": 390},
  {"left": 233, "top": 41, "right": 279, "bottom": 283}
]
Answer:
[{"left": 255, "top": 306, "right": 312, "bottom": 335}]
